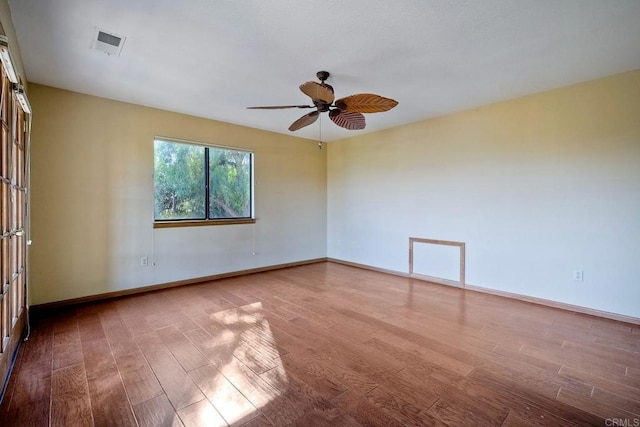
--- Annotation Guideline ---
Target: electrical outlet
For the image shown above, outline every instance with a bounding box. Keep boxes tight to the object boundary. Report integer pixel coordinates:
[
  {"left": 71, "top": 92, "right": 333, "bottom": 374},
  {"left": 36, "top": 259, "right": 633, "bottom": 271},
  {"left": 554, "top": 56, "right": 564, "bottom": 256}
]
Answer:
[
  {"left": 140, "top": 256, "right": 148, "bottom": 266},
  {"left": 573, "top": 270, "right": 583, "bottom": 281}
]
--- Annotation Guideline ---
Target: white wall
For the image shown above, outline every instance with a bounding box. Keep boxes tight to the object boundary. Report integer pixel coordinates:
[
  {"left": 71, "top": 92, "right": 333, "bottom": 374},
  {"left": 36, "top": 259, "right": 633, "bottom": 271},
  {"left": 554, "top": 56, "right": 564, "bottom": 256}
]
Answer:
[
  {"left": 29, "top": 84, "right": 326, "bottom": 305},
  {"left": 328, "top": 70, "right": 640, "bottom": 318}
]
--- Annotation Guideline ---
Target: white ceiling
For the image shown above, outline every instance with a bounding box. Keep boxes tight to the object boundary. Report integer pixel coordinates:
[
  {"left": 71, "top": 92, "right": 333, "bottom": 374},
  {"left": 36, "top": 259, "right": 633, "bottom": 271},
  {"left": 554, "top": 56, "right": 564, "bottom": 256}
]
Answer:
[{"left": 8, "top": 0, "right": 640, "bottom": 142}]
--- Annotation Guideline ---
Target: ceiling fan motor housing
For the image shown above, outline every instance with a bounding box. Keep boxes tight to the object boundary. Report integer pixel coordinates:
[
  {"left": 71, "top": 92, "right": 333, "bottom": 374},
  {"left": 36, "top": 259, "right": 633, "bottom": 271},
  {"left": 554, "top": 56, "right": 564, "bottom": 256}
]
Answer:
[{"left": 314, "top": 101, "right": 331, "bottom": 112}]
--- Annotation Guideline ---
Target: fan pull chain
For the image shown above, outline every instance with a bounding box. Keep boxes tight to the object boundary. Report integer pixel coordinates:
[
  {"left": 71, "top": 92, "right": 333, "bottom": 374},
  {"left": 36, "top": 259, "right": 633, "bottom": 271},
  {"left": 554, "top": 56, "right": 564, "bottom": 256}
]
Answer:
[{"left": 318, "top": 114, "right": 323, "bottom": 150}]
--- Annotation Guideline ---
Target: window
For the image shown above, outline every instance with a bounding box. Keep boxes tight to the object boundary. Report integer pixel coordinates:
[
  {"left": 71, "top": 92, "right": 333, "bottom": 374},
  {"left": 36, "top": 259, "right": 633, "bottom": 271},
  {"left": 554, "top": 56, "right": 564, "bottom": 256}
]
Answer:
[{"left": 153, "top": 138, "right": 254, "bottom": 227}]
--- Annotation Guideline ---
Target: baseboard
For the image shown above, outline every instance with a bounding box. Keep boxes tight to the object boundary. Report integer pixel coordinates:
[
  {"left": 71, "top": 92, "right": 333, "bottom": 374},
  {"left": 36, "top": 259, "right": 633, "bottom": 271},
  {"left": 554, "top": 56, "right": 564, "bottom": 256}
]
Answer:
[
  {"left": 31, "top": 258, "right": 327, "bottom": 312},
  {"left": 31, "top": 256, "right": 640, "bottom": 326},
  {"left": 327, "top": 258, "right": 640, "bottom": 326},
  {"left": 465, "top": 283, "right": 640, "bottom": 326},
  {"left": 327, "top": 257, "right": 410, "bottom": 279}
]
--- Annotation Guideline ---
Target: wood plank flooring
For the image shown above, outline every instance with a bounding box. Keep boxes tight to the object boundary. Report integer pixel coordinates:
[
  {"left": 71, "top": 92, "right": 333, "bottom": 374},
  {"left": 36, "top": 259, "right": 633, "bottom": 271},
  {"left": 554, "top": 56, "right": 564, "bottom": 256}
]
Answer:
[{"left": 1, "top": 261, "right": 639, "bottom": 426}]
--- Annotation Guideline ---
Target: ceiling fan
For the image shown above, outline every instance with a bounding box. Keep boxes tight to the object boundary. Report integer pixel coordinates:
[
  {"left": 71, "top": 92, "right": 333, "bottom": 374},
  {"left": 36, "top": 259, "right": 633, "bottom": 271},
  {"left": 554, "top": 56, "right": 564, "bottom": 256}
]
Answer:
[{"left": 247, "top": 71, "right": 398, "bottom": 132}]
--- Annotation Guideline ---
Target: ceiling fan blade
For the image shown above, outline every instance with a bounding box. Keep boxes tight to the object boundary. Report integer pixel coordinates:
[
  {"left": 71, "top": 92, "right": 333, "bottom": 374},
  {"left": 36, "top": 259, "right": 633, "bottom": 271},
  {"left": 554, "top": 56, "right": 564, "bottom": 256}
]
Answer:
[
  {"left": 299, "top": 81, "right": 335, "bottom": 104},
  {"left": 288, "top": 111, "right": 319, "bottom": 131},
  {"left": 335, "top": 93, "right": 398, "bottom": 113},
  {"left": 329, "top": 109, "right": 366, "bottom": 130},
  {"left": 247, "top": 105, "right": 314, "bottom": 109}
]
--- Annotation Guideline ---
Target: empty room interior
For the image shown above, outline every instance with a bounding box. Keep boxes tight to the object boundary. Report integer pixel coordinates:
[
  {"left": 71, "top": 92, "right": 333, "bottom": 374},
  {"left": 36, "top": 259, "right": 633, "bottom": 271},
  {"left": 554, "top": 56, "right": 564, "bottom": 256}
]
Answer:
[{"left": 0, "top": 1, "right": 639, "bottom": 426}]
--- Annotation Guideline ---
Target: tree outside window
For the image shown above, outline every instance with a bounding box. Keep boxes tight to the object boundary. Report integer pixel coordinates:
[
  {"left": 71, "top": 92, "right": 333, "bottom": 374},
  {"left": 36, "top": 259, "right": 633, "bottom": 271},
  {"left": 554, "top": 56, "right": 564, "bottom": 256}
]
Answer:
[{"left": 154, "top": 139, "right": 252, "bottom": 222}]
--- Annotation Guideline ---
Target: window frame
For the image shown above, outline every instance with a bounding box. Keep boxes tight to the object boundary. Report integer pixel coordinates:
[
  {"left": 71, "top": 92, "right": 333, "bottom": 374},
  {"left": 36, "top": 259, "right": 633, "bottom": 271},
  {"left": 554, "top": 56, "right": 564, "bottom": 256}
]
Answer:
[{"left": 153, "top": 136, "right": 255, "bottom": 228}]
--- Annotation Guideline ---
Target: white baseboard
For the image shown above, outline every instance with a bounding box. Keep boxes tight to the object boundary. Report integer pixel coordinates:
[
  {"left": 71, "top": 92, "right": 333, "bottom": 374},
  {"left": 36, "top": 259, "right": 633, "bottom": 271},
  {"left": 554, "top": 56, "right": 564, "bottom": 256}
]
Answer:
[{"left": 327, "top": 258, "right": 640, "bottom": 326}]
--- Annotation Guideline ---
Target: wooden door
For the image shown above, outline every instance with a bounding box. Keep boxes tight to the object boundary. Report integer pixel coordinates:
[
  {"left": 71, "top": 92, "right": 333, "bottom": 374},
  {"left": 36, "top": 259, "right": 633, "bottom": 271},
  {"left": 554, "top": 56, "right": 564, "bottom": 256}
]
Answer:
[{"left": 0, "top": 61, "right": 29, "bottom": 393}]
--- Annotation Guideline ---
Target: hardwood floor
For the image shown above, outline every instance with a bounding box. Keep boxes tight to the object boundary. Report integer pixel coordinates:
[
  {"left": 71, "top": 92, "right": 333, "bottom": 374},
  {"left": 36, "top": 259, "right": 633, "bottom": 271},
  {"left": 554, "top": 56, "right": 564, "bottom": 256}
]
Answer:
[{"left": 1, "top": 262, "right": 639, "bottom": 426}]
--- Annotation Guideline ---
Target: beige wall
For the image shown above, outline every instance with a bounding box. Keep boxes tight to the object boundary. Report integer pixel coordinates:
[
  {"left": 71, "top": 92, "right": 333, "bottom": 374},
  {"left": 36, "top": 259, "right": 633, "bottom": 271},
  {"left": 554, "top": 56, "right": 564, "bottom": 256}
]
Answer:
[
  {"left": 328, "top": 69, "right": 640, "bottom": 318},
  {"left": 29, "top": 84, "right": 327, "bottom": 304},
  {"left": 24, "top": 62, "right": 640, "bottom": 318}
]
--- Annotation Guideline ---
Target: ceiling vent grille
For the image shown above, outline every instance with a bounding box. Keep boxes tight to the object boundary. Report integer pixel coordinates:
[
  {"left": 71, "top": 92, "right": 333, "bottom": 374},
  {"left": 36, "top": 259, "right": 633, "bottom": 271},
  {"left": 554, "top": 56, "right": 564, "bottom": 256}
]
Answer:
[{"left": 91, "top": 28, "right": 125, "bottom": 56}]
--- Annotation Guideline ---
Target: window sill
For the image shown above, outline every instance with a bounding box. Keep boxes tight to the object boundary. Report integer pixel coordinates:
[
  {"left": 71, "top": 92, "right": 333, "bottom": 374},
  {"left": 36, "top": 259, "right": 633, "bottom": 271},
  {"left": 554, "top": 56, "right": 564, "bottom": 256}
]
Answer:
[{"left": 154, "top": 218, "right": 256, "bottom": 229}]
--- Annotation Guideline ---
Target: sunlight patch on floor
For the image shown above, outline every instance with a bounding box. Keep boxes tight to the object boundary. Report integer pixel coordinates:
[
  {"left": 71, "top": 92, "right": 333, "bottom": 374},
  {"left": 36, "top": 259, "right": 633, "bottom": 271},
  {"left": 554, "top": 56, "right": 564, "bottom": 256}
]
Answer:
[{"left": 195, "top": 301, "right": 288, "bottom": 425}]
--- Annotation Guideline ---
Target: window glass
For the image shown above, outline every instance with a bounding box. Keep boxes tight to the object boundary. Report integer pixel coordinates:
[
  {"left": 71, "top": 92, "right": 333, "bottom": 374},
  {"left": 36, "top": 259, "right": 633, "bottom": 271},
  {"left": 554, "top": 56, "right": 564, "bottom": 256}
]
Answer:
[
  {"left": 208, "top": 147, "right": 252, "bottom": 219},
  {"left": 154, "top": 140, "right": 206, "bottom": 220},
  {"left": 154, "top": 139, "right": 253, "bottom": 222}
]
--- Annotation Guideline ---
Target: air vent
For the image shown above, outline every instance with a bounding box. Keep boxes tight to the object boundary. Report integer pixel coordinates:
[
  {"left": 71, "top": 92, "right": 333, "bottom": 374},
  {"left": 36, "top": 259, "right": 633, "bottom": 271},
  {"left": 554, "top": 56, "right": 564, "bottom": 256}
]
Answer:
[{"left": 91, "top": 28, "right": 126, "bottom": 56}]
